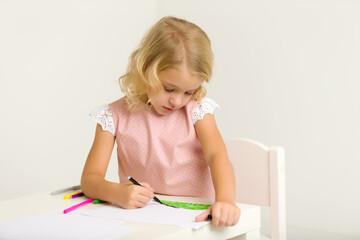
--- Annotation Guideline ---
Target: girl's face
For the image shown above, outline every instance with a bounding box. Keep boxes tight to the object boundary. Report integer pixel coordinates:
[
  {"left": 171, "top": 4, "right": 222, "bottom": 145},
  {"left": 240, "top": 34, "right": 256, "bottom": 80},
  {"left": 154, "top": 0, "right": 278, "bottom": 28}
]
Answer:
[{"left": 148, "top": 66, "right": 202, "bottom": 115}]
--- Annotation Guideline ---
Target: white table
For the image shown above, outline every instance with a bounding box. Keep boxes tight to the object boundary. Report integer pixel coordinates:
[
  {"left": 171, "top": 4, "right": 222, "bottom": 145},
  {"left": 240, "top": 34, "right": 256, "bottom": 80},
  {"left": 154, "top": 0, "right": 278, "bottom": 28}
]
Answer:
[{"left": 0, "top": 191, "right": 260, "bottom": 240}]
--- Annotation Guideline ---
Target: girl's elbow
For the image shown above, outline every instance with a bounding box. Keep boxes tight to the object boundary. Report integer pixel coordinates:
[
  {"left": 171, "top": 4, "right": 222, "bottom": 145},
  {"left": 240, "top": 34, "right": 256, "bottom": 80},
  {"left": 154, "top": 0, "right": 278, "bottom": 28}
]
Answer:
[{"left": 80, "top": 175, "right": 89, "bottom": 195}]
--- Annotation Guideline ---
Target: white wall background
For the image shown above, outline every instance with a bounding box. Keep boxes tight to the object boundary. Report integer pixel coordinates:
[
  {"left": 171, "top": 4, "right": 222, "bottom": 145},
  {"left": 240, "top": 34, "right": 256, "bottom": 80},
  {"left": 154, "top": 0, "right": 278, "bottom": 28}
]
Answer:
[
  {"left": 155, "top": 0, "right": 360, "bottom": 238},
  {"left": 0, "top": 0, "right": 155, "bottom": 199},
  {"left": 1, "top": 0, "right": 359, "bottom": 239}
]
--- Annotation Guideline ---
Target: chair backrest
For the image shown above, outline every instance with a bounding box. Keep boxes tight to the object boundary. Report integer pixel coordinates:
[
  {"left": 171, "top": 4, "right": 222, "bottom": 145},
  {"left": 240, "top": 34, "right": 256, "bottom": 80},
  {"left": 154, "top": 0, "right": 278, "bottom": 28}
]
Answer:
[{"left": 225, "top": 138, "right": 286, "bottom": 240}]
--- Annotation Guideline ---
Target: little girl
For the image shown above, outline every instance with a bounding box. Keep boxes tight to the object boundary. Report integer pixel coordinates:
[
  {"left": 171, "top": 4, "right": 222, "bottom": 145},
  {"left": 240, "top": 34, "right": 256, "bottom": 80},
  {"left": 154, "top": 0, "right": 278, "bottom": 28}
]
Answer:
[{"left": 81, "top": 16, "right": 240, "bottom": 228}]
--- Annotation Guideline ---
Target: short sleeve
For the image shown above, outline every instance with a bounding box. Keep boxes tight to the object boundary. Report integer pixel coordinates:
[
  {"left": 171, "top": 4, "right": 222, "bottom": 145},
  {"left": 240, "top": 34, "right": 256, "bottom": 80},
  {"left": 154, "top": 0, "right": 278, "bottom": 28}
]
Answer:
[
  {"left": 89, "top": 104, "right": 115, "bottom": 136},
  {"left": 192, "top": 98, "right": 219, "bottom": 125}
]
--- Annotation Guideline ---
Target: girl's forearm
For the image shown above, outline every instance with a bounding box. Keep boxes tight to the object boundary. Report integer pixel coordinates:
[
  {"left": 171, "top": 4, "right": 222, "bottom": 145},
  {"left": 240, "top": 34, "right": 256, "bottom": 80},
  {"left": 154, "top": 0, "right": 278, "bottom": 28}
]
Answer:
[
  {"left": 81, "top": 174, "right": 121, "bottom": 203},
  {"left": 209, "top": 155, "right": 236, "bottom": 204}
]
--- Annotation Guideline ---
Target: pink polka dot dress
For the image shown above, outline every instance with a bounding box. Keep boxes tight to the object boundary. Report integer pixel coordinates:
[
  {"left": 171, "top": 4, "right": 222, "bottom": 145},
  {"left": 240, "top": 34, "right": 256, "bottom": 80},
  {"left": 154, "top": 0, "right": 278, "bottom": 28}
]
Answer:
[{"left": 91, "top": 97, "right": 219, "bottom": 200}]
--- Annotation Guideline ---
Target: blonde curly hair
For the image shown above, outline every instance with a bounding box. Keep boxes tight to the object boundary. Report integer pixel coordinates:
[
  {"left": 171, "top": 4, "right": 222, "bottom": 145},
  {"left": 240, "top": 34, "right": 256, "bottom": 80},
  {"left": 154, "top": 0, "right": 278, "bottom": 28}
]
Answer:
[{"left": 119, "top": 16, "right": 214, "bottom": 110}]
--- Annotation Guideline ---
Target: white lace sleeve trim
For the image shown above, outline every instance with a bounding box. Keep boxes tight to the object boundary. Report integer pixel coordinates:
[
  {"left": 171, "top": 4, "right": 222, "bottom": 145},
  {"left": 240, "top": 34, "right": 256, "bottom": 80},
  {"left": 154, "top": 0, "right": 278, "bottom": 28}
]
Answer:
[
  {"left": 192, "top": 98, "right": 219, "bottom": 125},
  {"left": 89, "top": 104, "right": 115, "bottom": 136}
]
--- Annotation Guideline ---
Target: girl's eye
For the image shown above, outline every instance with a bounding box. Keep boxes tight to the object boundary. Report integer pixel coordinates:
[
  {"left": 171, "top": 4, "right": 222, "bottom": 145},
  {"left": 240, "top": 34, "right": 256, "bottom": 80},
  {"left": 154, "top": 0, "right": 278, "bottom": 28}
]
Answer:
[
  {"left": 164, "top": 86, "right": 174, "bottom": 93},
  {"left": 185, "top": 92, "right": 194, "bottom": 96}
]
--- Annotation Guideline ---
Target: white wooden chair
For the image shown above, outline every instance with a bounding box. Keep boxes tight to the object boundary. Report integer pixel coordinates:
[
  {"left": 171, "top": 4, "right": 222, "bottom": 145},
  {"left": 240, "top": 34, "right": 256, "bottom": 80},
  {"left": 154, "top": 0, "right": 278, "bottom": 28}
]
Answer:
[{"left": 225, "top": 138, "right": 286, "bottom": 240}]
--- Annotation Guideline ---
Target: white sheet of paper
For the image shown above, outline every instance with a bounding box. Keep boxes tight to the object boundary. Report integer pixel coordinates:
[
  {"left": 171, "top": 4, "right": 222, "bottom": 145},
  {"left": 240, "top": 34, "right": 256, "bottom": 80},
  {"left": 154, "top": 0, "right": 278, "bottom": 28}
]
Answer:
[
  {"left": 80, "top": 201, "right": 210, "bottom": 229},
  {"left": 0, "top": 209, "right": 137, "bottom": 240}
]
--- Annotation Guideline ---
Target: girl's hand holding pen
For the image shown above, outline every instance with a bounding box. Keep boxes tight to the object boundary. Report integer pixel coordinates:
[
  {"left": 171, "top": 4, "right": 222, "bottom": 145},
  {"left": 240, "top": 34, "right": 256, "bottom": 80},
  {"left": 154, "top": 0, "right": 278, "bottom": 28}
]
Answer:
[
  {"left": 116, "top": 182, "right": 154, "bottom": 209},
  {"left": 195, "top": 201, "right": 241, "bottom": 228}
]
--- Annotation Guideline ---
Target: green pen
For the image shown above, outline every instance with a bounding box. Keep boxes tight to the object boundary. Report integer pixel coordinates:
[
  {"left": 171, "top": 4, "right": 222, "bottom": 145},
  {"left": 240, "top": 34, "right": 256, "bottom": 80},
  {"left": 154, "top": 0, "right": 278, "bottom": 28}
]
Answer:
[{"left": 93, "top": 199, "right": 106, "bottom": 204}]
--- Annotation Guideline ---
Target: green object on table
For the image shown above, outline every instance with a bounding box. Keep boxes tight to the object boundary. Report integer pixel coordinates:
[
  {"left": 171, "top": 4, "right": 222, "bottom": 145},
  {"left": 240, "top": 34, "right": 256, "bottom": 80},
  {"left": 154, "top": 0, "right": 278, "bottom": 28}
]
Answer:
[
  {"left": 161, "top": 200, "right": 211, "bottom": 210},
  {"left": 91, "top": 199, "right": 211, "bottom": 210}
]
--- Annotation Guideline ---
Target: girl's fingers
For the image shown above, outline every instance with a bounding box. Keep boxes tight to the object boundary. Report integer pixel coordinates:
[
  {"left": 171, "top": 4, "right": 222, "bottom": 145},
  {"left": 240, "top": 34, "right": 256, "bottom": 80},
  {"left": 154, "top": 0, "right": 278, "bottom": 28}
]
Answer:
[
  {"left": 129, "top": 190, "right": 153, "bottom": 208},
  {"left": 232, "top": 208, "right": 240, "bottom": 225},
  {"left": 138, "top": 187, "right": 154, "bottom": 200},
  {"left": 137, "top": 193, "right": 154, "bottom": 204},
  {"left": 133, "top": 199, "right": 148, "bottom": 208},
  {"left": 210, "top": 207, "right": 221, "bottom": 228},
  {"left": 195, "top": 208, "right": 211, "bottom": 222},
  {"left": 130, "top": 183, "right": 154, "bottom": 199},
  {"left": 206, "top": 203, "right": 241, "bottom": 227},
  {"left": 219, "top": 208, "right": 228, "bottom": 227},
  {"left": 140, "top": 182, "right": 154, "bottom": 192}
]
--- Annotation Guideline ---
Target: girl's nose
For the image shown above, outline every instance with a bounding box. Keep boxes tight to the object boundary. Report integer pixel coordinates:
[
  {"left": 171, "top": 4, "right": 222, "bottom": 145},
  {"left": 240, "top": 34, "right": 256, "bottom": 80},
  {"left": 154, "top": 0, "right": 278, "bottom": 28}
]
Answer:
[{"left": 169, "top": 94, "right": 182, "bottom": 108}]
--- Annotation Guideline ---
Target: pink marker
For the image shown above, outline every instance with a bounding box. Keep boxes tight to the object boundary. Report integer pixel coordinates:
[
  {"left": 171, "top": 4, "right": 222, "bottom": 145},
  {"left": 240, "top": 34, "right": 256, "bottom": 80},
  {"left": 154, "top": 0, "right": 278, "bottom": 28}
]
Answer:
[{"left": 63, "top": 199, "right": 93, "bottom": 214}]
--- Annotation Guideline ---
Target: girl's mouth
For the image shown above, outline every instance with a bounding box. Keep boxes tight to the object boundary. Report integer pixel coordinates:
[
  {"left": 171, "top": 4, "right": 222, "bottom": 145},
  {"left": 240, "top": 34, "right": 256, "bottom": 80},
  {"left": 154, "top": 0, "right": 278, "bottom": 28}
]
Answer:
[{"left": 163, "top": 106, "right": 173, "bottom": 112}]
